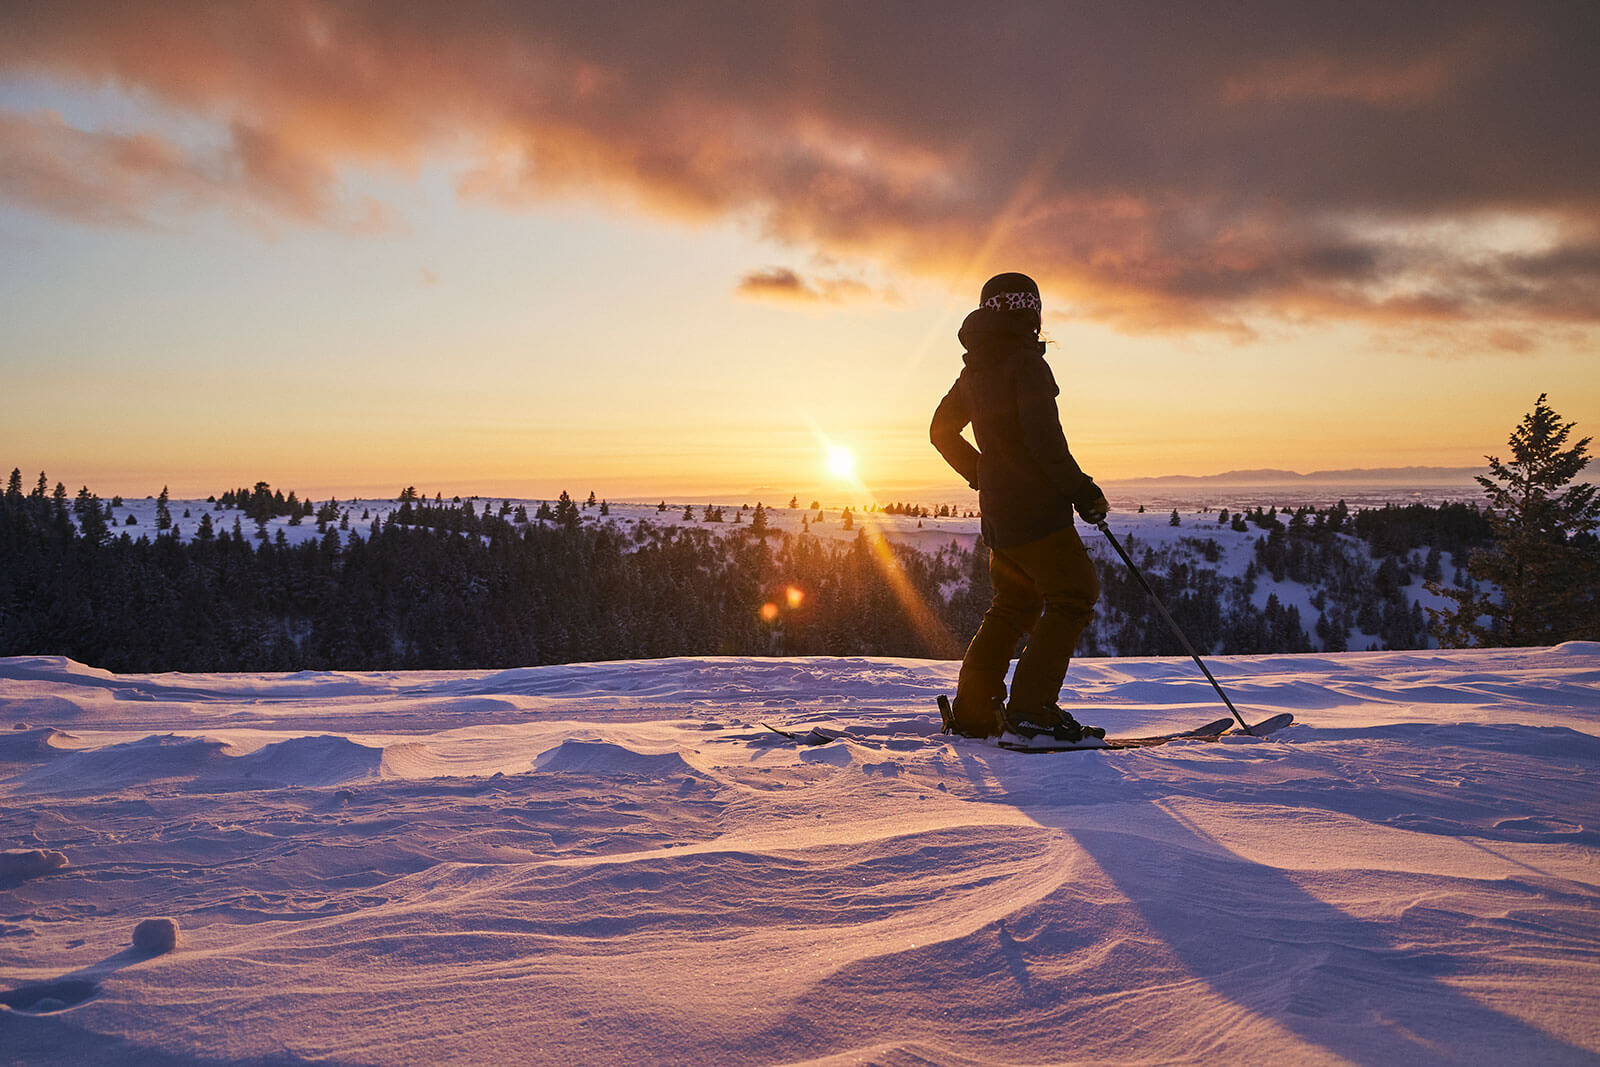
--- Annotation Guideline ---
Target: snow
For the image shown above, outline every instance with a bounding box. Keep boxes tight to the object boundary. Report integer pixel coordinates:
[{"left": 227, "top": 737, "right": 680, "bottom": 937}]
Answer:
[{"left": 2, "top": 646, "right": 1598, "bottom": 1063}]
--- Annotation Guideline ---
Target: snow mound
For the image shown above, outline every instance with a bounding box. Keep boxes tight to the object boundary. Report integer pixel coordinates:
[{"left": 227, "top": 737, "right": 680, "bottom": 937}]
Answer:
[
  {"left": 12, "top": 733, "right": 228, "bottom": 793},
  {"left": 534, "top": 739, "right": 702, "bottom": 777},
  {"left": 131, "top": 917, "right": 180, "bottom": 954},
  {"left": 0, "top": 695, "right": 90, "bottom": 724},
  {"left": 0, "top": 727, "right": 86, "bottom": 761},
  {"left": 227, "top": 734, "right": 387, "bottom": 787},
  {"left": 0, "top": 848, "right": 68, "bottom": 880},
  {"left": 0, "top": 656, "right": 114, "bottom": 683}
]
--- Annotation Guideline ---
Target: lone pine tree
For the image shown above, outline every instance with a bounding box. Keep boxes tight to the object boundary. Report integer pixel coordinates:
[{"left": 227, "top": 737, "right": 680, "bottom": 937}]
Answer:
[{"left": 1428, "top": 394, "right": 1599, "bottom": 646}]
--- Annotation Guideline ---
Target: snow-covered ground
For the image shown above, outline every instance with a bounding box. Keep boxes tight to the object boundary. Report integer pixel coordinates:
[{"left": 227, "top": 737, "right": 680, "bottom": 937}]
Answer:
[{"left": 3, "top": 646, "right": 1598, "bottom": 1064}]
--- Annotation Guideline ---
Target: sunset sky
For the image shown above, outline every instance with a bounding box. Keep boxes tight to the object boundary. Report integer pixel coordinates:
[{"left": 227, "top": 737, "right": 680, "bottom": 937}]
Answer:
[{"left": 2, "top": 2, "right": 1596, "bottom": 502}]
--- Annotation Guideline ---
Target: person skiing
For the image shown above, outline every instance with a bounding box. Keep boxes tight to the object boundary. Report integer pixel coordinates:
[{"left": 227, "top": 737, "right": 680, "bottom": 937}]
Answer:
[{"left": 931, "top": 272, "right": 1109, "bottom": 743}]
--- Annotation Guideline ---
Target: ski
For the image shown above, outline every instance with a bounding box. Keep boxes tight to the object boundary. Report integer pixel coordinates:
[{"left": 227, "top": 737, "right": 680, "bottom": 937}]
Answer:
[
  {"left": 998, "top": 713, "right": 1295, "bottom": 752},
  {"left": 1233, "top": 711, "right": 1295, "bottom": 737},
  {"left": 761, "top": 722, "right": 849, "bottom": 746},
  {"left": 997, "top": 715, "right": 1236, "bottom": 752}
]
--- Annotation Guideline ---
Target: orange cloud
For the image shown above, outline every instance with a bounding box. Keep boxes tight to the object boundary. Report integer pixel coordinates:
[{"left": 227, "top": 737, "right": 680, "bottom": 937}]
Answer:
[
  {"left": 0, "top": 110, "right": 395, "bottom": 231},
  {"left": 1, "top": 2, "right": 1596, "bottom": 334}
]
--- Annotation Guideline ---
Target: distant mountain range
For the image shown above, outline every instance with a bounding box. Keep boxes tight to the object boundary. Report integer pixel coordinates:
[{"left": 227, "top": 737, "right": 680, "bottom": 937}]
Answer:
[{"left": 1103, "top": 466, "right": 1485, "bottom": 487}]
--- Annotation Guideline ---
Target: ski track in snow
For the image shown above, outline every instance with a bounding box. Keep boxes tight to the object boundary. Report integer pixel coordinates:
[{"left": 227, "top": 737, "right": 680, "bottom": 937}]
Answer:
[{"left": 1, "top": 645, "right": 1598, "bottom": 1064}]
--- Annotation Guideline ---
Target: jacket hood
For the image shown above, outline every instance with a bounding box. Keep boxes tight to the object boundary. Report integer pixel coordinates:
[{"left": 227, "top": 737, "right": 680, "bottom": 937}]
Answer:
[{"left": 959, "top": 307, "right": 1045, "bottom": 367}]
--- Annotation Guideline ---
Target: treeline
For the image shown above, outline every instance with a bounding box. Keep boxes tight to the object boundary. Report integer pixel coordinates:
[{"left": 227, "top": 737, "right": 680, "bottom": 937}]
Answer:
[
  {"left": 0, "top": 468, "right": 1530, "bottom": 671},
  {"left": 0, "top": 479, "right": 977, "bottom": 672}
]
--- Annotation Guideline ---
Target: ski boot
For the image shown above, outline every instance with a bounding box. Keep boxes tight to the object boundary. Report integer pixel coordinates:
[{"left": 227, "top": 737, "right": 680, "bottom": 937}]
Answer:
[
  {"left": 1003, "top": 702, "right": 1107, "bottom": 746},
  {"left": 938, "top": 695, "right": 1007, "bottom": 739}
]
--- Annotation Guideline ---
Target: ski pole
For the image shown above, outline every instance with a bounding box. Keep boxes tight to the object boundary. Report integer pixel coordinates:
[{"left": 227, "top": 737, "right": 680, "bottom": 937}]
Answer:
[{"left": 1095, "top": 520, "right": 1254, "bottom": 735}]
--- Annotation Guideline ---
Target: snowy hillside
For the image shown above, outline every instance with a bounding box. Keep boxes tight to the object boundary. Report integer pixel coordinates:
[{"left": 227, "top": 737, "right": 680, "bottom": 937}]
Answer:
[
  {"left": 78, "top": 494, "right": 1480, "bottom": 656},
  {"left": 3, "top": 647, "right": 1598, "bottom": 1064}
]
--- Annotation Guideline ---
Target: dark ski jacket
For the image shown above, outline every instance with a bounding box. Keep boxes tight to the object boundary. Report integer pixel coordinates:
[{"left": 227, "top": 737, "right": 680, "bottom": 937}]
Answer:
[{"left": 930, "top": 308, "right": 1100, "bottom": 549}]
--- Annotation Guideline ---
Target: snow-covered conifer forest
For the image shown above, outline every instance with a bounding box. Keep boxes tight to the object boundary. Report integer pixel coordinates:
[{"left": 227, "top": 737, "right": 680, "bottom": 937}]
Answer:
[{"left": 0, "top": 474, "right": 1514, "bottom": 672}]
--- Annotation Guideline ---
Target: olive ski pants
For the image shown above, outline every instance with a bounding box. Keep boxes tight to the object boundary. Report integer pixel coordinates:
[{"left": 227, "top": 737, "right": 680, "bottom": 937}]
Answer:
[{"left": 955, "top": 523, "right": 1100, "bottom": 729}]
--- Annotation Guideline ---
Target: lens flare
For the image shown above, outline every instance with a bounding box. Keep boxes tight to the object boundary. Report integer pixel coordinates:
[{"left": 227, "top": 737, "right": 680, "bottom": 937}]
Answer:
[{"left": 805, "top": 417, "right": 955, "bottom": 656}]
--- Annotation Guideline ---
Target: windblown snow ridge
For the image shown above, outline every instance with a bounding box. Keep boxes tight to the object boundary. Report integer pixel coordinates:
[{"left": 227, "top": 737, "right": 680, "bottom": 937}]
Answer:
[{"left": 1, "top": 733, "right": 396, "bottom": 794}]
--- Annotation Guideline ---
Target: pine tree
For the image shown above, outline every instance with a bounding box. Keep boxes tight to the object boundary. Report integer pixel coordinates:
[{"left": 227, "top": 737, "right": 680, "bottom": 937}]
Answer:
[
  {"left": 1169, "top": 508, "right": 1181, "bottom": 527},
  {"left": 554, "top": 491, "right": 580, "bottom": 529},
  {"left": 77, "top": 494, "right": 109, "bottom": 545},
  {"left": 1429, "top": 394, "right": 1600, "bottom": 646},
  {"left": 6, "top": 468, "right": 22, "bottom": 500},
  {"left": 156, "top": 485, "right": 172, "bottom": 531}
]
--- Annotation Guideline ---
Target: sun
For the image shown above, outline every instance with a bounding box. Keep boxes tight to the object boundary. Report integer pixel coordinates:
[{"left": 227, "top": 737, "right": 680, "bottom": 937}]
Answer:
[{"left": 826, "top": 445, "right": 857, "bottom": 481}]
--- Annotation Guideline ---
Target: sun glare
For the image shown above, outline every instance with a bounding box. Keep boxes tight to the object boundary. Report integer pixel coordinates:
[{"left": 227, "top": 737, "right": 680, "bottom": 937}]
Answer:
[{"left": 827, "top": 445, "right": 857, "bottom": 481}]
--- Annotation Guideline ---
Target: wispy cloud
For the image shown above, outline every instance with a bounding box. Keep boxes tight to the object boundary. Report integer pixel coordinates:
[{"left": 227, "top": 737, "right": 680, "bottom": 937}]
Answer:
[{"left": 0, "top": 110, "right": 396, "bottom": 232}]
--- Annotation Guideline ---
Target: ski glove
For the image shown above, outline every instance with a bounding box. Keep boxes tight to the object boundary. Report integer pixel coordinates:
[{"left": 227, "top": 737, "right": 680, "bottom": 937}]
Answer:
[{"left": 1076, "top": 481, "right": 1109, "bottom": 525}]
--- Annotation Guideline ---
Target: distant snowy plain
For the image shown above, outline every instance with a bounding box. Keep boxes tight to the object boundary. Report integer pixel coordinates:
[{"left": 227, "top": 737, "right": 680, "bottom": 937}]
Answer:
[{"left": 3, "top": 644, "right": 1598, "bottom": 1064}]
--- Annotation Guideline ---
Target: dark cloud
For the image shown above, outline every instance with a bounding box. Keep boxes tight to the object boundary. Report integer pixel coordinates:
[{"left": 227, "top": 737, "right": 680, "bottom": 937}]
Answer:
[
  {"left": 2, "top": 0, "right": 1596, "bottom": 331},
  {"left": 735, "top": 267, "right": 874, "bottom": 304},
  {"left": 737, "top": 268, "right": 816, "bottom": 301}
]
